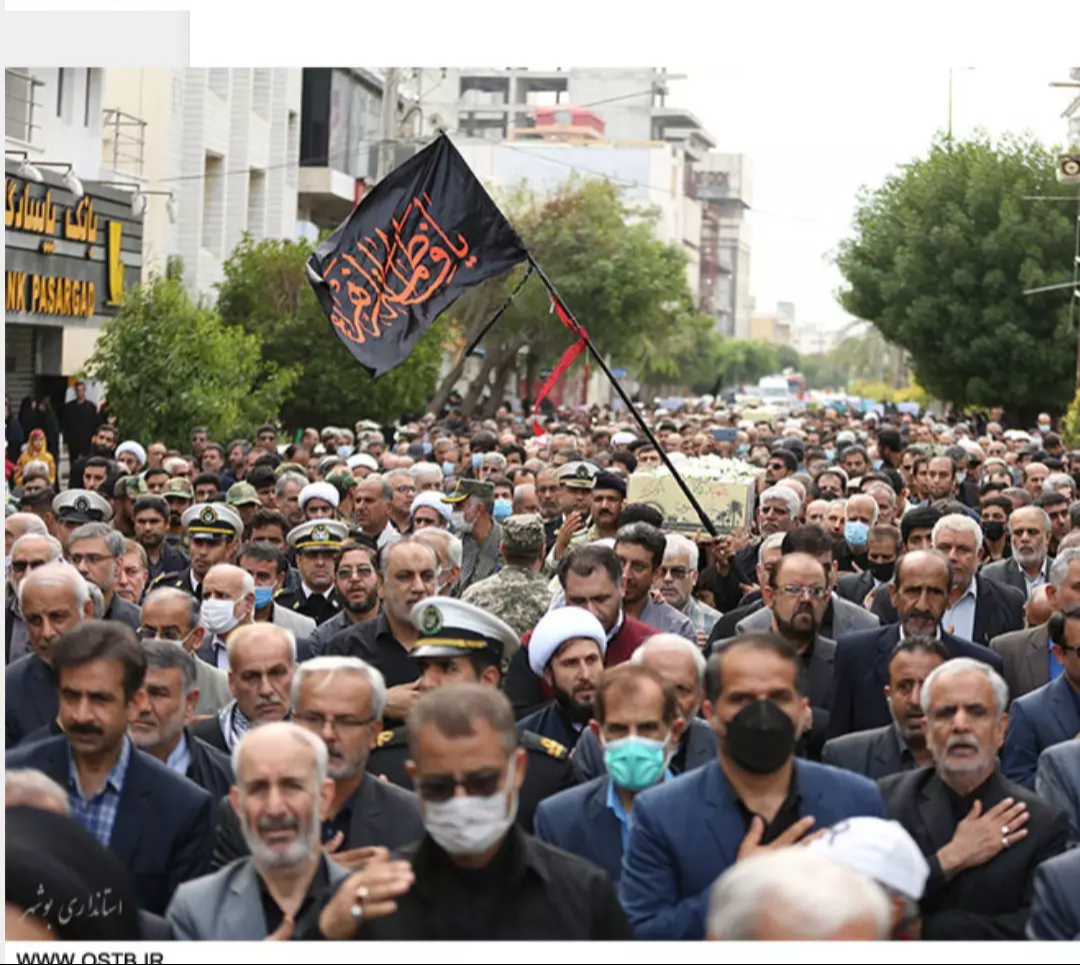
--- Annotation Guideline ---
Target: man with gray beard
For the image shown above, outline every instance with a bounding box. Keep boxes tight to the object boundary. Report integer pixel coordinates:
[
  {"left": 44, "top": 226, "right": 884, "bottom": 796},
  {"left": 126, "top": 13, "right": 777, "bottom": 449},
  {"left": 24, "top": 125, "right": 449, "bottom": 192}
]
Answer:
[
  {"left": 982, "top": 506, "right": 1053, "bottom": 600},
  {"left": 166, "top": 723, "right": 353, "bottom": 940}
]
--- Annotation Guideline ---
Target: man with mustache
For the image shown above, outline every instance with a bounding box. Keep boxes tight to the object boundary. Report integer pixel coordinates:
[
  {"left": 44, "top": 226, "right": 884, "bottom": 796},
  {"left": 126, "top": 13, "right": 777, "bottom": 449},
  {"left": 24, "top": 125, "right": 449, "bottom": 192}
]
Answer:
[
  {"left": 827, "top": 550, "right": 1005, "bottom": 739},
  {"left": 880, "top": 658, "right": 1069, "bottom": 940},
  {"left": 982, "top": 506, "right": 1053, "bottom": 601},
  {"left": 190, "top": 623, "right": 295, "bottom": 753},
  {"left": 167, "top": 722, "right": 353, "bottom": 940},
  {"left": 823, "top": 636, "right": 949, "bottom": 779},
  {"left": 589, "top": 471, "right": 625, "bottom": 540},
  {"left": 210, "top": 656, "right": 423, "bottom": 872},
  {"left": 132, "top": 495, "right": 189, "bottom": 583},
  {"left": 615, "top": 523, "right": 695, "bottom": 643}
]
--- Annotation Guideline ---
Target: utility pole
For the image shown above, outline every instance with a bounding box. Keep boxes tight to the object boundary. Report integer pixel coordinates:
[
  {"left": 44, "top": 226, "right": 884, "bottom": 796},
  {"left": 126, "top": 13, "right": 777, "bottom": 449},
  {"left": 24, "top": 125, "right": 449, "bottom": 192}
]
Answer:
[{"left": 377, "top": 68, "right": 405, "bottom": 183}]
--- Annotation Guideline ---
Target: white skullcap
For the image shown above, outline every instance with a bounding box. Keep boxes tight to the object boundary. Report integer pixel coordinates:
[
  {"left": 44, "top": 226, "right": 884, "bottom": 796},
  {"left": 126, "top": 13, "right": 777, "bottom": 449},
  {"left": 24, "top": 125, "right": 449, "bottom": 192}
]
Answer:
[
  {"left": 348, "top": 453, "right": 379, "bottom": 472},
  {"left": 836, "top": 430, "right": 857, "bottom": 445},
  {"left": 806, "top": 817, "right": 930, "bottom": 903},
  {"left": 299, "top": 482, "right": 339, "bottom": 510},
  {"left": 411, "top": 490, "right": 452, "bottom": 524},
  {"left": 528, "top": 606, "right": 607, "bottom": 676},
  {"left": 612, "top": 431, "right": 637, "bottom": 446},
  {"left": 116, "top": 441, "right": 147, "bottom": 468}
]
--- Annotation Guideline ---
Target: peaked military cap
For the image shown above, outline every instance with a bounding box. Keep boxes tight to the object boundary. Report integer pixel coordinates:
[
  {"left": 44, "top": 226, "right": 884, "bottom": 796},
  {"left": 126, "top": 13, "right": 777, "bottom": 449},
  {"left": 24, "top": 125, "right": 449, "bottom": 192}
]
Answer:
[
  {"left": 181, "top": 502, "right": 243, "bottom": 541},
  {"left": 53, "top": 489, "right": 114, "bottom": 524},
  {"left": 288, "top": 518, "right": 348, "bottom": 551},
  {"left": 557, "top": 461, "right": 597, "bottom": 490},
  {"left": 409, "top": 596, "right": 520, "bottom": 664},
  {"left": 442, "top": 478, "right": 494, "bottom": 505}
]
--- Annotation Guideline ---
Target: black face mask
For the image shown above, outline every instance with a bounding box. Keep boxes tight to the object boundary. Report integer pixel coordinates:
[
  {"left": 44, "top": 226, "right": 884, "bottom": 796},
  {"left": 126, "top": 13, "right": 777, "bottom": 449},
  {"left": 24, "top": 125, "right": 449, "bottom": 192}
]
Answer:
[
  {"left": 723, "top": 699, "right": 796, "bottom": 774},
  {"left": 870, "top": 561, "right": 896, "bottom": 583},
  {"left": 982, "top": 521, "right": 1006, "bottom": 542}
]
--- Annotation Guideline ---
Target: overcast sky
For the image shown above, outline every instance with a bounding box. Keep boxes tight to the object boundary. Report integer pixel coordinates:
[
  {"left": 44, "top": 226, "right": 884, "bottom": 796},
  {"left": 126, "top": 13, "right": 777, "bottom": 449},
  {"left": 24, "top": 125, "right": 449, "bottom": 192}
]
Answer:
[{"left": 672, "top": 64, "right": 1073, "bottom": 344}]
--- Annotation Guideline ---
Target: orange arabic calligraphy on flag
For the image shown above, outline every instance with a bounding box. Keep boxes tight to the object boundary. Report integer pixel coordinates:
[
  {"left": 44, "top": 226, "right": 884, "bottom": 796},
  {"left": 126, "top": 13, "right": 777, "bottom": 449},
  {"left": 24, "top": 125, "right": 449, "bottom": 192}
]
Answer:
[{"left": 322, "top": 192, "right": 478, "bottom": 345}]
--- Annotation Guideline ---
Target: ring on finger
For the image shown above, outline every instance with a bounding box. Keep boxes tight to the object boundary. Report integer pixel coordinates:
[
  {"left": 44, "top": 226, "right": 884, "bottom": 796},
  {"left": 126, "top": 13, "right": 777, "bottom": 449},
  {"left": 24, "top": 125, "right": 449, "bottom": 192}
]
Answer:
[
  {"left": 1002, "top": 835, "right": 1010, "bottom": 849},
  {"left": 1002, "top": 825, "right": 1009, "bottom": 835}
]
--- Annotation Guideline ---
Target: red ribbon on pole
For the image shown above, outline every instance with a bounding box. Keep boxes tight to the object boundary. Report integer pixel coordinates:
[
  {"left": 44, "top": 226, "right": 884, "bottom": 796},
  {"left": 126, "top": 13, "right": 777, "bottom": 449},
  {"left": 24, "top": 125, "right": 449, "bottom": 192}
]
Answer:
[{"left": 533, "top": 297, "right": 588, "bottom": 435}]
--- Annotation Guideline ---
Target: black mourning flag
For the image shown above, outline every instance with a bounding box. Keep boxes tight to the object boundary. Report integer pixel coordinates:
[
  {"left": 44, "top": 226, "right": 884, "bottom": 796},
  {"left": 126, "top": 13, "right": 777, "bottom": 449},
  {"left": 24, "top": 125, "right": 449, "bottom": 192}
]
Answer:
[{"left": 306, "top": 134, "right": 528, "bottom": 377}]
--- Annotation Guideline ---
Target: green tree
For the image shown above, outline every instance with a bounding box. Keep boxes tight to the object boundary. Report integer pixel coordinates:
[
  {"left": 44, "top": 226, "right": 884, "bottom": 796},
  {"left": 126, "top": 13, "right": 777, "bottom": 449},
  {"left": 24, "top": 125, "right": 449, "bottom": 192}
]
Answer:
[
  {"left": 216, "top": 236, "right": 449, "bottom": 429},
  {"left": 431, "top": 178, "right": 710, "bottom": 416},
  {"left": 835, "top": 132, "right": 1075, "bottom": 424},
  {"left": 86, "top": 276, "right": 297, "bottom": 449}
]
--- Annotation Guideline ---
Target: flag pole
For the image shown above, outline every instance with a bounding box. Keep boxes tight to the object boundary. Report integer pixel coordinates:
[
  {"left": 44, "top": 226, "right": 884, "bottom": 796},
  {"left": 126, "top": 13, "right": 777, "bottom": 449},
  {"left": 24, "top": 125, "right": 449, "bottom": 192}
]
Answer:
[
  {"left": 526, "top": 255, "right": 719, "bottom": 537},
  {"left": 462, "top": 263, "right": 535, "bottom": 358}
]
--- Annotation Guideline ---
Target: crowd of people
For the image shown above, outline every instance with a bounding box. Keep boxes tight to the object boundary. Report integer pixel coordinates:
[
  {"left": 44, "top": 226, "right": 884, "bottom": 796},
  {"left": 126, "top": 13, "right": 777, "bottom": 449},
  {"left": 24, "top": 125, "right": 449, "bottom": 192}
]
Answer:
[{"left": 4, "top": 386, "right": 1080, "bottom": 941}]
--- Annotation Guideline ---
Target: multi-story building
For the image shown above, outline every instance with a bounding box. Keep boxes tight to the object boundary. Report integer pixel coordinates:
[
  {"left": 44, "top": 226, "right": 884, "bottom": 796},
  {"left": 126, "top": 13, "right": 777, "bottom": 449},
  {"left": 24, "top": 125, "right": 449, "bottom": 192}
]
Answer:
[
  {"left": 297, "top": 68, "right": 385, "bottom": 238},
  {"left": 5, "top": 67, "right": 143, "bottom": 404},
  {"left": 102, "top": 68, "right": 302, "bottom": 300},
  {"left": 750, "top": 303, "right": 795, "bottom": 348},
  {"left": 1065, "top": 67, "right": 1080, "bottom": 147},
  {"left": 410, "top": 67, "right": 753, "bottom": 335}
]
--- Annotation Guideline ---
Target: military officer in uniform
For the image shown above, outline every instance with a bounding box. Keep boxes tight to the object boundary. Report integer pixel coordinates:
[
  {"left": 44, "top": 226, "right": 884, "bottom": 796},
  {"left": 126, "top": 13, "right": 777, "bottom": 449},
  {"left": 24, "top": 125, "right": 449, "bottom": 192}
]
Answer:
[
  {"left": 52, "top": 489, "right": 114, "bottom": 556},
  {"left": 163, "top": 478, "right": 195, "bottom": 550},
  {"left": 273, "top": 519, "right": 347, "bottom": 625},
  {"left": 441, "top": 478, "right": 501, "bottom": 596},
  {"left": 149, "top": 502, "right": 243, "bottom": 600},
  {"left": 544, "top": 461, "right": 599, "bottom": 571},
  {"left": 367, "top": 596, "right": 577, "bottom": 832}
]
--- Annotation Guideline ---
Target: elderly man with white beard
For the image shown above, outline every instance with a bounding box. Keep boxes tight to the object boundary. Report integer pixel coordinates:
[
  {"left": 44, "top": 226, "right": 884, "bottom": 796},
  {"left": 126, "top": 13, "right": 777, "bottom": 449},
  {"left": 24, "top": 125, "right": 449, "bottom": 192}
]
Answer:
[{"left": 166, "top": 722, "right": 353, "bottom": 940}]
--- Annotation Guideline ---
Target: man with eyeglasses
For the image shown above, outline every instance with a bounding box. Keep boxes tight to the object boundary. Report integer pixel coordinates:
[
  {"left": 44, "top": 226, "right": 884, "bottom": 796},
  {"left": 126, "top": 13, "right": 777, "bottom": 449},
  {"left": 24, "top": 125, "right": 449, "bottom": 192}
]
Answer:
[
  {"left": 6, "top": 532, "right": 62, "bottom": 664},
  {"left": 305, "top": 542, "right": 380, "bottom": 659},
  {"left": 714, "top": 552, "right": 837, "bottom": 760},
  {"left": 298, "top": 684, "right": 626, "bottom": 940},
  {"left": 68, "top": 522, "right": 141, "bottom": 631},
  {"left": 211, "top": 656, "right": 423, "bottom": 873},
  {"left": 138, "top": 587, "right": 231, "bottom": 715},
  {"left": 658, "top": 533, "right": 720, "bottom": 647}
]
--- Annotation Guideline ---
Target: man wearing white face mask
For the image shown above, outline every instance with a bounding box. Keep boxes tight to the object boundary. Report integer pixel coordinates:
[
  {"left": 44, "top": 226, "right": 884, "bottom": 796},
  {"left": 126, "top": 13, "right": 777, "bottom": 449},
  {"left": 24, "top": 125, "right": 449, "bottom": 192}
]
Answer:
[
  {"left": 298, "top": 684, "right": 628, "bottom": 940},
  {"left": 533, "top": 664, "right": 684, "bottom": 885},
  {"left": 196, "top": 564, "right": 256, "bottom": 670}
]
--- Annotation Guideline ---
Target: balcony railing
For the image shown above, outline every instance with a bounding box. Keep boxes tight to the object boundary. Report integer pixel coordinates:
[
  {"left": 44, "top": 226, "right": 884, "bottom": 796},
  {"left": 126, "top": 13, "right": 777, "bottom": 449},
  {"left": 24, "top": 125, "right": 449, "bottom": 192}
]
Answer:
[
  {"left": 102, "top": 108, "right": 147, "bottom": 178},
  {"left": 5, "top": 69, "right": 44, "bottom": 144}
]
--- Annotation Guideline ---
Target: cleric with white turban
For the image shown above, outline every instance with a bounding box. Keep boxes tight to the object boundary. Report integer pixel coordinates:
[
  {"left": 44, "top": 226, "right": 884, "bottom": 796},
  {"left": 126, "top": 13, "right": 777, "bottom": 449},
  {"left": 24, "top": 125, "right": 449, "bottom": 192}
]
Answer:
[{"left": 527, "top": 606, "right": 607, "bottom": 677}]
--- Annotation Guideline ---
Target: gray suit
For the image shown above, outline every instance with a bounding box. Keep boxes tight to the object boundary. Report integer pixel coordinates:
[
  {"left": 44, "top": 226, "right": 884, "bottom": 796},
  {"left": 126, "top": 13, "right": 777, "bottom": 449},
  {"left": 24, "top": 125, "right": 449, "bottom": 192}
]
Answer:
[
  {"left": 990, "top": 624, "right": 1050, "bottom": 702},
  {"left": 271, "top": 603, "right": 317, "bottom": 640},
  {"left": 981, "top": 557, "right": 1050, "bottom": 600},
  {"left": 1037, "top": 740, "right": 1080, "bottom": 848},
  {"left": 735, "top": 593, "right": 879, "bottom": 638},
  {"left": 1026, "top": 848, "right": 1080, "bottom": 940},
  {"left": 821, "top": 723, "right": 918, "bottom": 780},
  {"left": 166, "top": 855, "right": 350, "bottom": 940},
  {"left": 193, "top": 659, "right": 231, "bottom": 716},
  {"left": 638, "top": 599, "right": 696, "bottom": 643}
]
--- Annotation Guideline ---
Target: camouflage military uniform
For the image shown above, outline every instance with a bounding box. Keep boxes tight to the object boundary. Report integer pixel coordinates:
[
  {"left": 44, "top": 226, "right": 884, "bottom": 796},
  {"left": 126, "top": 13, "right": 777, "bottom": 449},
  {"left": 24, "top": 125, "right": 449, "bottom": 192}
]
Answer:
[{"left": 461, "top": 565, "right": 555, "bottom": 639}]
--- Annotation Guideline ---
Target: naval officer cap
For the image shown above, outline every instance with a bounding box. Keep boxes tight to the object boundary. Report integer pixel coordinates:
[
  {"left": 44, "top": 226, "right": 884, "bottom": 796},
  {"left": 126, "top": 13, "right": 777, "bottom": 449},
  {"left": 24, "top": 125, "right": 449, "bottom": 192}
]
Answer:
[
  {"left": 557, "top": 461, "right": 598, "bottom": 490},
  {"left": 288, "top": 518, "right": 348, "bottom": 552},
  {"left": 181, "top": 502, "right": 243, "bottom": 541},
  {"left": 409, "top": 596, "right": 520, "bottom": 665},
  {"left": 53, "top": 489, "right": 114, "bottom": 524}
]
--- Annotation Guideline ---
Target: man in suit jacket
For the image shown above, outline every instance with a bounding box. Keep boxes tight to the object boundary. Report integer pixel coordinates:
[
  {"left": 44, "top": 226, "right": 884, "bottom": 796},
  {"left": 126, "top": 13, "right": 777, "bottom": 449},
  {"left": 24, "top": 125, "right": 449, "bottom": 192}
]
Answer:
[
  {"left": 981, "top": 505, "right": 1053, "bottom": 599},
  {"left": 990, "top": 547, "right": 1080, "bottom": 701},
  {"left": 1036, "top": 740, "right": 1080, "bottom": 848},
  {"left": 6, "top": 621, "right": 214, "bottom": 915},
  {"left": 535, "top": 663, "right": 685, "bottom": 884},
  {"left": 1002, "top": 675, "right": 1080, "bottom": 790},
  {"left": 571, "top": 634, "right": 716, "bottom": 783},
  {"left": 827, "top": 551, "right": 1005, "bottom": 739},
  {"left": 190, "top": 623, "right": 296, "bottom": 754},
  {"left": 619, "top": 632, "right": 887, "bottom": 940},
  {"left": 1026, "top": 848, "right": 1080, "bottom": 940},
  {"left": 823, "top": 636, "right": 950, "bottom": 779},
  {"left": 212, "top": 654, "right": 424, "bottom": 869},
  {"left": 138, "top": 588, "right": 231, "bottom": 716},
  {"left": 168, "top": 722, "right": 352, "bottom": 940},
  {"left": 6, "top": 562, "right": 95, "bottom": 748},
  {"left": 129, "top": 639, "right": 233, "bottom": 801},
  {"left": 716, "top": 552, "right": 839, "bottom": 759},
  {"left": 879, "top": 657, "right": 1069, "bottom": 940},
  {"left": 69, "top": 523, "right": 142, "bottom": 631}
]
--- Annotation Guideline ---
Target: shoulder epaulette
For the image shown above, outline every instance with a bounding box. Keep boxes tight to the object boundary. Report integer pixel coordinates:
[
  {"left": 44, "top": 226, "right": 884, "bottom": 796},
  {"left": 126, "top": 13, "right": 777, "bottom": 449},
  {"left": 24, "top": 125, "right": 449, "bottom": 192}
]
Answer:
[
  {"left": 520, "top": 729, "right": 568, "bottom": 760},
  {"left": 374, "top": 727, "right": 406, "bottom": 749}
]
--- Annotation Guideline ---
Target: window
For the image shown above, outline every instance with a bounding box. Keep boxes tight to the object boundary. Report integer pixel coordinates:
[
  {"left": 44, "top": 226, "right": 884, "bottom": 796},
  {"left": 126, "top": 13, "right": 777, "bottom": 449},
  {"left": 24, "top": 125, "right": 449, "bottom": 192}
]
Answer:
[
  {"left": 84, "top": 68, "right": 92, "bottom": 126},
  {"left": 253, "top": 69, "right": 272, "bottom": 119},
  {"left": 5, "top": 68, "right": 38, "bottom": 142},
  {"left": 57, "top": 68, "right": 65, "bottom": 117},
  {"left": 202, "top": 153, "right": 224, "bottom": 253},
  {"left": 286, "top": 111, "right": 299, "bottom": 187},
  {"left": 208, "top": 69, "right": 230, "bottom": 99},
  {"left": 247, "top": 168, "right": 266, "bottom": 240}
]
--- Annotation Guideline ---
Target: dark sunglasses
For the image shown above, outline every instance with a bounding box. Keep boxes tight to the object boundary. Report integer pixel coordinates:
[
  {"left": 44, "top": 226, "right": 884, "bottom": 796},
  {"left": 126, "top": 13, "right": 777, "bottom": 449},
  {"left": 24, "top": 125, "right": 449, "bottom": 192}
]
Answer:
[
  {"left": 416, "top": 768, "right": 505, "bottom": 803},
  {"left": 10, "top": 559, "right": 49, "bottom": 574}
]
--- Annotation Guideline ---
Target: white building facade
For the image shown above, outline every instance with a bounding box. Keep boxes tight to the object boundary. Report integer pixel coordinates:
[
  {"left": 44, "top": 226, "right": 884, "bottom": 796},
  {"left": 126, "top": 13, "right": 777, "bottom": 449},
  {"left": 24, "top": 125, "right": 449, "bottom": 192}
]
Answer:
[{"left": 102, "top": 68, "right": 302, "bottom": 300}]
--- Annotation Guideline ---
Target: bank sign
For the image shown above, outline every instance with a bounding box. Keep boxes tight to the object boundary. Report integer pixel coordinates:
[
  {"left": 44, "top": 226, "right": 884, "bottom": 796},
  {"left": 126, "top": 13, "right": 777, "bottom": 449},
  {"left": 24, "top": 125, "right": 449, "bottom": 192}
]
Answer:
[{"left": 4, "top": 164, "right": 143, "bottom": 327}]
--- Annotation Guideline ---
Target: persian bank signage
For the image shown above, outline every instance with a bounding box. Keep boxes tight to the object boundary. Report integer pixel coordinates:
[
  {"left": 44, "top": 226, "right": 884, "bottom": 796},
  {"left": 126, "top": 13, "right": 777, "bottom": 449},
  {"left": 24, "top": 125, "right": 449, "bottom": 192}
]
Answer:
[{"left": 4, "top": 164, "right": 142, "bottom": 326}]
